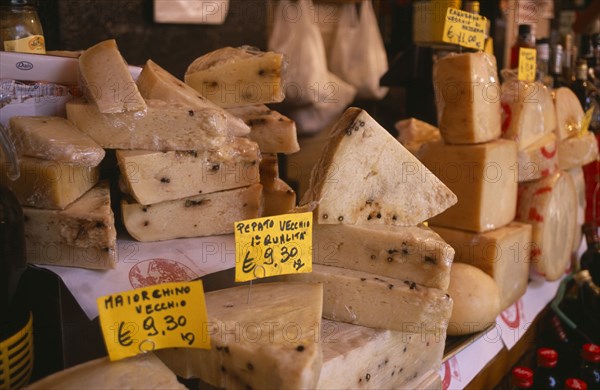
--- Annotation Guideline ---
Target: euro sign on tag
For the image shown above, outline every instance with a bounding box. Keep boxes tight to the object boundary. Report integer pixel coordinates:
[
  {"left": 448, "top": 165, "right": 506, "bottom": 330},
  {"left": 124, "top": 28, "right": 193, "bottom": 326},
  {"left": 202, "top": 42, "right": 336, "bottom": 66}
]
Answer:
[{"left": 442, "top": 8, "right": 486, "bottom": 50}]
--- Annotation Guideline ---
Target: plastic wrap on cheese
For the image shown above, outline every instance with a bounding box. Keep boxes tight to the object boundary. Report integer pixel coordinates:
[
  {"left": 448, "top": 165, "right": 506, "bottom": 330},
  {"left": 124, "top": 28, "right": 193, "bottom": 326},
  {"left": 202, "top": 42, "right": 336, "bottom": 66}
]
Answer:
[
  {"left": 517, "top": 132, "right": 558, "bottom": 182},
  {"left": 558, "top": 131, "right": 599, "bottom": 170},
  {"left": 395, "top": 117, "right": 442, "bottom": 154},
  {"left": 554, "top": 87, "right": 585, "bottom": 140}
]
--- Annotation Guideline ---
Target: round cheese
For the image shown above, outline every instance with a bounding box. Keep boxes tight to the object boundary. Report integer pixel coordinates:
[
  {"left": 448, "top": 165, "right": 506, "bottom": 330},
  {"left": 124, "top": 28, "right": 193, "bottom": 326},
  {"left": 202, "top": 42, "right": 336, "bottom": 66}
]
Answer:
[
  {"left": 558, "top": 131, "right": 600, "bottom": 170},
  {"left": 554, "top": 88, "right": 584, "bottom": 141},
  {"left": 568, "top": 167, "right": 586, "bottom": 254},
  {"left": 517, "top": 132, "right": 558, "bottom": 182}
]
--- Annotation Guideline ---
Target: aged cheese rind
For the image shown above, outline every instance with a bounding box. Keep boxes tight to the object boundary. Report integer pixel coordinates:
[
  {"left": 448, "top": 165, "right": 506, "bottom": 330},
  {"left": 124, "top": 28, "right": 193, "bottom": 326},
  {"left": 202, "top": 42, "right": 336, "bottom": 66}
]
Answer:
[
  {"left": 78, "top": 39, "right": 146, "bottom": 113},
  {"left": 157, "top": 282, "right": 323, "bottom": 390},
  {"left": 121, "top": 184, "right": 262, "bottom": 241},
  {"left": 395, "top": 117, "right": 442, "bottom": 154},
  {"left": 301, "top": 108, "right": 457, "bottom": 226},
  {"left": 554, "top": 87, "right": 585, "bottom": 140},
  {"left": 317, "top": 320, "right": 446, "bottom": 389},
  {"left": 517, "top": 132, "right": 558, "bottom": 182},
  {"left": 26, "top": 241, "right": 116, "bottom": 270},
  {"left": 516, "top": 171, "right": 577, "bottom": 280},
  {"left": 431, "top": 222, "right": 532, "bottom": 310},
  {"left": 8, "top": 116, "right": 105, "bottom": 166},
  {"left": 283, "top": 264, "right": 452, "bottom": 333},
  {"left": 314, "top": 224, "right": 453, "bottom": 290},
  {"left": 433, "top": 52, "right": 501, "bottom": 144},
  {"left": 418, "top": 139, "right": 518, "bottom": 232},
  {"left": 185, "top": 46, "right": 284, "bottom": 108},
  {"left": 117, "top": 138, "right": 260, "bottom": 205},
  {"left": 0, "top": 156, "right": 99, "bottom": 209},
  {"left": 558, "top": 131, "right": 599, "bottom": 170}
]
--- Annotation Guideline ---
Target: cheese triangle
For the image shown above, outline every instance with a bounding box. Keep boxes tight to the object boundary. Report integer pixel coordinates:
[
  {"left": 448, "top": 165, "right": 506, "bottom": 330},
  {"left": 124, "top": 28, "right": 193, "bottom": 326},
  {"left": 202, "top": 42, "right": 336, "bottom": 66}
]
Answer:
[{"left": 300, "top": 108, "right": 457, "bottom": 226}]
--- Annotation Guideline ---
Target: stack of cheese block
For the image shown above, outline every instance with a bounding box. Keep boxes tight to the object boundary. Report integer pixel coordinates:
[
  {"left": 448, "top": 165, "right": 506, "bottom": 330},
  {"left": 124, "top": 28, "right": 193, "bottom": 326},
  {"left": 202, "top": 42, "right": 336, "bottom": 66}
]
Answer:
[{"left": 0, "top": 116, "right": 117, "bottom": 270}]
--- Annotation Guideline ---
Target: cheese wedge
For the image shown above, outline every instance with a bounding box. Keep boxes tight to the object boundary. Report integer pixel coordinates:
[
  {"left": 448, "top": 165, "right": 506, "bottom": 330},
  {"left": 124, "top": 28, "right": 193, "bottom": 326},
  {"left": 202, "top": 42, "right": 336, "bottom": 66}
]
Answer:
[
  {"left": 7, "top": 116, "right": 105, "bottom": 166},
  {"left": 283, "top": 264, "right": 452, "bottom": 333},
  {"left": 66, "top": 99, "right": 230, "bottom": 151},
  {"left": 317, "top": 320, "right": 446, "bottom": 389},
  {"left": 300, "top": 108, "right": 457, "bottom": 226},
  {"left": 185, "top": 46, "right": 284, "bottom": 107},
  {"left": 395, "top": 117, "right": 442, "bottom": 154},
  {"left": 227, "top": 104, "right": 300, "bottom": 154},
  {"left": 116, "top": 138, "right": 261, "bottom": 205},
  {"left": 136, "top": 59, "right": 250, "bottom": 137},
  {"left": 569, "top": 167, "right": 586, "bottom": 253},
  {"left": 78, "top": 39, "right": 146, "bottom": 113},
  {"left": 431, "top": 222, "right": 532, "bottom": 310},
  {"left": 516, "top": 171, "right": 577, "bottom": 280},
  {"left": 157, "top": 282, "right": 323, "bottom": 390},
  {"left": 25, "top": 354, "right": 185, "bottom": 389},
  {"left": 260, "top": 153, "right": 296, "bottom": 216},
  {"left": 26, "top": 241, "right": 116, "bottom": 270},
  {"left": 314, "top": 224, "right": 453, "bottom": 290},
  {"left": 433, "top": 52, "right": 501, "bottom": 144},
  {"left": 558, "top": 131, "right": 599, "bottom": 170},
  {"left": 517, "top": 132, "right": 558, "bottom": 182},
  {"left": 554, "top": 87, "right": 585, "bottom": 140},
  {"left": 418, "top": 139, "right": 518, "bottom": 232},
  {"left": 122, "top": 184, "right": 262, "bottom": 241},
  {"left": 0, "top": 157, "right": 99, "bottom": 209}
]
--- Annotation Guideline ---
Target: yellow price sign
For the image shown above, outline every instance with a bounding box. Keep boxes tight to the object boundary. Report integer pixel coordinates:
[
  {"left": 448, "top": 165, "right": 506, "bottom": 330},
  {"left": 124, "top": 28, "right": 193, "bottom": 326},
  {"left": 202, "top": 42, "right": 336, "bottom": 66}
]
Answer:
[
  {"left": 581, "top": 107, "right": 594, "bottom": 135},
  {"left": 518, "top": 48, "right": 537, "bottom": 82},
  {"left": 97, "top": 280, "right": 210, "bottom": 361},
  {"left": 442, "top": 7, "right": 487, "bottom": 50},
  {"left": 234, "top": 212, "right": 313, "bottom": 282}
]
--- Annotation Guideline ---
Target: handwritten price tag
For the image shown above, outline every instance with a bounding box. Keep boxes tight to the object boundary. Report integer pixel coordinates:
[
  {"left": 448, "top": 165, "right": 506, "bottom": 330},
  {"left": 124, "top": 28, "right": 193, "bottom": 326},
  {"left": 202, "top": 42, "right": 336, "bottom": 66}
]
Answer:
[
  {"left": 442, "top": 8, "right": 486, "bottom": 50},
  {"left": 518, "top": 48, "right": 537, "bottom": 82},
  {"left": 234, "top": 212, "right": 312, "bottom": 282},
  {"left": 97, "top": 280, "right": 210, "bottom": 361}
]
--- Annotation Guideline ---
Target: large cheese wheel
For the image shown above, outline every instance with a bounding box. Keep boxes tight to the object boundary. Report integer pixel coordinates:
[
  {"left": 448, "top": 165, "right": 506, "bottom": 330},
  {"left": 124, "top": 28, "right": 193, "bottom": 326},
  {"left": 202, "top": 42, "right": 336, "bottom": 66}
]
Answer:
[
  {"left": 517, "top": 132, "right": 558, "bottom": 182},
  {"left": 554, "top": 88, "right": 585, "bottom": 141},
  {"left": 516, "top": 171, "right": 577, "bottom": 280},
  {"left": 569, "top": 167, "right": 586, "bottom": 253},
  {"left": 558, "top": 131, "right": 599, "bottom": 170}
]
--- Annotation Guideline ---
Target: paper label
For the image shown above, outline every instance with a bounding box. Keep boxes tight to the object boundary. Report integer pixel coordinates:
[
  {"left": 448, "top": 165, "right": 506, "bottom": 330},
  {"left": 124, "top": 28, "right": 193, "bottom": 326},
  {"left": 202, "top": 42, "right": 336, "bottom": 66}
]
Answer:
[
  {"left": 581, "top": 107, "right": 594, "bottom": 135},
  {"left": 234, "top": 212, "right": 312, "bottom": 282},
  {"left": 3, "top": 35, "right": 45, "bottom": 54},
  {"left": 442, "top": 8, "right": 486, "bottom": 50},
  {"left": 518, "top": 48, "right": 537, "bottom": 82},
  {"left": 97, "top": 280, "right": 209, "bottom": 361}
]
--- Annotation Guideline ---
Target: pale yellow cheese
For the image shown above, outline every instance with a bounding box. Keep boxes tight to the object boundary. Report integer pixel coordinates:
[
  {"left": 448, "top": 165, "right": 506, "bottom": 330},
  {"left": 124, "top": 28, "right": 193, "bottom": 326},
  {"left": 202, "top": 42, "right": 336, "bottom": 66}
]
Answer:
[
  {"left": 554, "top": 87, "right": 585, "bottom": 140},
  {"left": 78, "top": 39, "right": 146, "bottom": 113},
  {"left": 517, "top": 132, "right": 558, "bottom": 182},
  {"left": 260, "top": 153, "right": 296, "bottom": 216},
  {"left": 26, "top": 241, "right": 116, "bottom": 270},
  {"left": 8, "top": 116, "right": 105, "bottom": 166},
  {"left": 433, "top": 52, "right": 501, "bottom": 144},
  {"left": 395, "top": 117, "right": 442, "bottom": 154},
  {"left": 418, "top": 139, "right": 518, "bottom": 232},
  {"left": 558, "top": 131, "right": 599, "bottom": 170}
]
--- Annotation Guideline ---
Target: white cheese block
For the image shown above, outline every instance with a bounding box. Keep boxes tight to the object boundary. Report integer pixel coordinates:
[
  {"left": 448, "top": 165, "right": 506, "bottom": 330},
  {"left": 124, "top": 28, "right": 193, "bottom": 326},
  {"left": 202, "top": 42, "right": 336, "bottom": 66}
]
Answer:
[
  {"left": 516, "top": 171, "right": 577, "bottom": 280},
  {"left": 121, "top": 184, "right": 262, "bottom": 241},
  {"left": 433, "top": 52, "right": 501, "bottom": 144},
  {"left": 558, "top": 131, "right": 599, "bottom": 170},
  {"left": 7, "top": 116, "right": 105, "bottom": 166},
  {"left": 136, "top": 59, "right": 250, "bottom": 137},
  {"left": 314, "top": 224, "right": 453, "bottom": 290},
  {"left": 26, "top": 241, "right": 116, "bottom": 270},
  {"left": 569, "top": 167, "right": 586, "bottom": 254},
  {"left": 78, "top": 39, "right": 146, "bottom": 113},
  {"left": 185, "top": 46, "right": 284, "bottom": 108},
  {"left": 227, "top": 104, "right": 300, "bottom": 154},
  {"left": 260, "top": 153, "right": 296, "bottom": 216},
  {"left": 116, "top": 138, "right": 260, "bottom": 205},
  {"left": 300, "top": 108, "right": 457, "bottom": 226},
  {"left": 157, "top": 282, "right": 323, "bottom": 390},
  {"left": 0, "top": 156, "right": 99, "bottom": 209},
  {"left": 395, "top": 117, "right": 442, "bottom": 154},
  {"left": 317, "top": 320, "right": 446, "bottom": 389},
  {"left": 554, "top": 87, "right": 585, "bottom": 140},
  {"left": 66, "top": 99, "right": 230, "bottom": 151},
  {"left": 25, "top": 354, "right": 185, "bottom": 389},
  {"left": 431, "top": 222, "right": 532, "bottom": 310},
  {"left": 517, "top": 132, "right": 558, "bottom": 182},
  {"left": 418, "top": 139, "right": 518, "bottom": 232},
  {"left": 282, "top": 264, "right": 453, "bottom": 333}
]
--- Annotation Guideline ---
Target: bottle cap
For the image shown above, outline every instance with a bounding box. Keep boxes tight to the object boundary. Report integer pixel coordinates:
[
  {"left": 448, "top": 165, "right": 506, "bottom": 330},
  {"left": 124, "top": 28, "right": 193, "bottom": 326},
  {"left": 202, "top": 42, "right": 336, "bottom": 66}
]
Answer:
[
  {"left": 565, "top": 378, "right": 587, "bottom": 390},
  {"left": 537, "top": 348, "right": 558, "bottom": 368},
  {"left": 582, "top": 343, "right": 600, "bottom": 363},
  {"left": 512, "top": 366, "right": 534, "bottom": 388},
  {"left": 519, "top": 24, "right": 532, "bottom": 36}
]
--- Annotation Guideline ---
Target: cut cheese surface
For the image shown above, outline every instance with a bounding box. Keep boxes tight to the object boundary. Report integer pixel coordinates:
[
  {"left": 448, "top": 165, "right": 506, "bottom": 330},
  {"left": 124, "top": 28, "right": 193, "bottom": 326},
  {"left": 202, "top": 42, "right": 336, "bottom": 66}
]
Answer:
[
  {"left": 185, "top": 46, "right": 284, "bottom": 107},
  {"left": 26, "top": 241, "right": 116, "bottom": 270},
  {"left": 8, "top": 116, "right": 105, "bottom": 166},
  {"left": 558, "top": 131, "right": 599, "bottom": 170},
  {"left": 117, "top": 138, "right": 260, "bottom": 205},
  {"left": 78, "top": 39, "right": 146, "bottom": 113},
  {"left": 157, "top": 282, "right": 323, "bottom": 390},
  {"left": 431, "top": 222, "right": 532, "bottom": 310},
  {"left": 395, "top": 117, "right": 442, "bottom": 154},
  {"left": 300, "top": 108, "right": 457, "bottom": 226},
  {"left": 569, "top": 167, "right": 586, "bottom": 253},
  {"left": 554, "top": 87, "right": 585, "bottom": 140},
  {"left": 314, "top": 224, "right": 454, "bottom": 290},
  {"left": 122, "top": 184, "right": 262, "bottom": 241},
  {"left": 433, "top": 52, "right": 501, "bottom": 144},
  {"left": 136, "top": 59, "right": 250, "bottom": 137},
  {"left": 517, "top": 132, "right": 558, "bottom": 182},
  {"left": 516, "top": 171, "right": 577, "bottom": 280},
  {"left": 418, "top": 139, "right": 518, "bottom": 232},
  {"left": 283, "top": 264, "right": 452, "bottom": 333},
  {"left": 260, "top": 154, "right": 296, "bottom": 216}
]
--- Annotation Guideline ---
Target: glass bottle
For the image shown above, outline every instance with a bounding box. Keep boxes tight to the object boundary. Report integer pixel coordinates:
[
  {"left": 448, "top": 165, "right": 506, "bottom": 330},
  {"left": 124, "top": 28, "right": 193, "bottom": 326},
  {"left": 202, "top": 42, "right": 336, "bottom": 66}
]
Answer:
[
  {"left": 513, "top": 366, "right": 535, "bottom": 389},
  {"left": 580, "top": 344, "right": 600, "bottom": 390},
  {"left": 537, "top": 39, "right": 551, "bottom": 86},
  {"left": 580, "top": 223, "right": 600, "bottom": 285},
  {"left": 0, "top": 0, "right": 45, "bottom": 54},
  {"left": 570, "top": 60, "right": 597, "bottom": 112},
  {"left": 564, "top": 378, "right": 587, "bottom": 390},
  {"left": 511, "top": 24, "right": 536, "bottom": 69},
  {"left": 552, "top": 45, "right": 569, "bottom": 88},
  {"left": 535, "top": 348, "right": 561, "bottom": 390}
]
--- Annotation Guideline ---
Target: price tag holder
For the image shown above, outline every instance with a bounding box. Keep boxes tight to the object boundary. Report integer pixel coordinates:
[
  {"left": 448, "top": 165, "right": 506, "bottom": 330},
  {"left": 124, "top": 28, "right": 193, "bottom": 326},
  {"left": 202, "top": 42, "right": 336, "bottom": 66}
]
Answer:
[
  {"left": 234, "top": 212, "right": 313, "bottom": 282},
  {"left": 97, "top": 280, "right": 210, "bottom": 361},
  {"left": 442, "top": 8, "right": 486, "bottom": 50},
  {"left": 518, "top": 48, "right": 537, "bottom": 82},
  {"left": 581, "top": 107, "right": 594, "bottom": 135}
]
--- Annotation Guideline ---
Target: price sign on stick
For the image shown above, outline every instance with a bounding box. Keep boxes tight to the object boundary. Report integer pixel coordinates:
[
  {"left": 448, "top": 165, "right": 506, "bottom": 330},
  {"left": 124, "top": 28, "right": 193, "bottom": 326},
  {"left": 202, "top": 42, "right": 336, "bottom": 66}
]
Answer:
[
  {"left": 442, "top": 8, "right": 487, "bottom": 50},
  {"left": 97, "top": 280, "right": 210, "bottom": 361},
  {"left": 518, "top": 48, "right": 537, "bottom": 82},
  {"left": 234, "top": 212, "right": 313, "bottom": 282}
]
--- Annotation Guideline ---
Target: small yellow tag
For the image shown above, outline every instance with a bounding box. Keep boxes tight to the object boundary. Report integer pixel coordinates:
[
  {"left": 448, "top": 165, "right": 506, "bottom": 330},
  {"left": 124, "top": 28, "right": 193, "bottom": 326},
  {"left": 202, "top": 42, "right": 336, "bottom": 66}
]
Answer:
[
  {"left": 484, "top": 37, "right": 494, "bottom": 55},
  {"left": 518, "top": 48, "right": 537, "bottom": 82},
  {"left": 234, "top": 212, "right": 313, "bottom": 282},
  {"left": 97, "top": 280, "right": 210, "bottom": 361},
  {"left": 442, "top": 8, "right": 487, "bottom": 50},
  {"left": 581, "top": 107, "right": 594, "bottom": 135}
]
